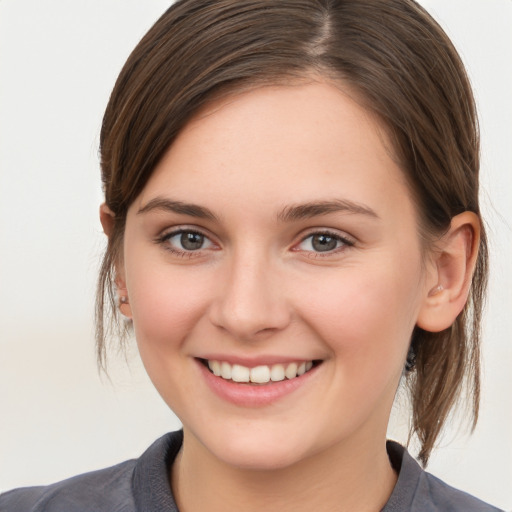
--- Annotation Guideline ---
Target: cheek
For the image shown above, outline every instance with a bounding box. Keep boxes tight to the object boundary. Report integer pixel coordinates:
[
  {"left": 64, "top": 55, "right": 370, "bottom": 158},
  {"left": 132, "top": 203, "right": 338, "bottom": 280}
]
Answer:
[
  {"left": 125, "top": 257, "right": 214, "bottom": 359},
  {"left": 125, "top": 263, "right": 217, "bottom": 409},
  {"left": 295, "top": 256, "right": 423, "bottom": 372}
]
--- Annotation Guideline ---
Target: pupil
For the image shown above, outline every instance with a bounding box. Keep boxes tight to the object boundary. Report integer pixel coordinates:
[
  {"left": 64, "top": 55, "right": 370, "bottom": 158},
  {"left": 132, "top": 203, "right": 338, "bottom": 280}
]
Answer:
[
  {"left": 181, "top": 232, "right": 203, "bottom": 250},
  {"left": 312, "top": 234, "right": 337, "bottom": 252}
]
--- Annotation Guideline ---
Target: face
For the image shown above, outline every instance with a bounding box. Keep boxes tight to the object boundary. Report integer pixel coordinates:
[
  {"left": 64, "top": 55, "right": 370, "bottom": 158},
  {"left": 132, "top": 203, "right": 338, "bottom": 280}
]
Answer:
[{"left": 120, "top": 81, "right": 432, "bottom": 470}]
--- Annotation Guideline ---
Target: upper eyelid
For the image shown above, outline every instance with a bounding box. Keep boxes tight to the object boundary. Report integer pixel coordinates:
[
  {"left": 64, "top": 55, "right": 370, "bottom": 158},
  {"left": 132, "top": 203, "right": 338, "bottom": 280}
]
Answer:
[
  {"left": 157, "top": 228, "right": 217, "bottom": 257},
  {"left": 156, "top": 226, "right": 217, "bottom": 252},
  {"left": 292, "top": 232, "right": 355, "bottom": 260},
  {"left": 297, "top": 228, "right": 355, "bottom": 244},
  {"left": 159, "top": 225, "right": 215, "bottom": 240}
]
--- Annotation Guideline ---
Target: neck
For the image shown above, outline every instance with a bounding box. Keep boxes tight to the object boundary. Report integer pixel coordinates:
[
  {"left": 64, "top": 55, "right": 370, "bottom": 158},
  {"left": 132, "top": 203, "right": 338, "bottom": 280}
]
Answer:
[{"left": 171, "top": 429, "right": 397, "bottom": 512}]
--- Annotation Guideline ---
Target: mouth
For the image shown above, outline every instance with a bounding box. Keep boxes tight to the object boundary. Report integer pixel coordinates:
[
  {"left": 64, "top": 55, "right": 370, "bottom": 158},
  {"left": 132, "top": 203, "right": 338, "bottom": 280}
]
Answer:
[{"left": 199, "top": 358, "right": 322, "bottom": 385}]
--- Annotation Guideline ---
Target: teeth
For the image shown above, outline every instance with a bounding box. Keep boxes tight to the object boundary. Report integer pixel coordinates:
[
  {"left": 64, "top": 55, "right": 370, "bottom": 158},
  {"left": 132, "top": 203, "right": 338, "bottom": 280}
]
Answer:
[
  {"left": 231, "top": 364, "right": 250, "bottom": 383},
  {"left": 207, "top": 360, "right": 315, "bottom": 383},
  {"left": 250, "top": 365, "right": 270, "bottom": 383},
  {"left": 285, "top": 362, "right": 298, "bottom": 379},
  {"left": 220, "top": 361, "right": 232, "bottom": 380},
  {"left": 209, "top": 360, "right": 221, "bottom": 376},
  {"left": 270, "top": 364, "right": 285, "bottom": 382}
]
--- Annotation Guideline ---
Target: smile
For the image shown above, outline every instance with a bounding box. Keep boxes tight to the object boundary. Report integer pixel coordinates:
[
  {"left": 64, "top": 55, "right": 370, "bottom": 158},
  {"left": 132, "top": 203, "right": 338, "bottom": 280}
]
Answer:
[
  {"left": 205, "top": 359, "right": 316, "bottom": 384},
  {"left": 197, "top": 357, "right": 323, "bottom": 406}
]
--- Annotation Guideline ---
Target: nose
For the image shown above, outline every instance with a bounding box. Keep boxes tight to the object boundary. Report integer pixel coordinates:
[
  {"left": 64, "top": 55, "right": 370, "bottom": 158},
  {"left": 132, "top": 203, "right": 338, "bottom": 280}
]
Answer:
[{"left": 208, "top": 250, "right": 291, "bottom": 341}]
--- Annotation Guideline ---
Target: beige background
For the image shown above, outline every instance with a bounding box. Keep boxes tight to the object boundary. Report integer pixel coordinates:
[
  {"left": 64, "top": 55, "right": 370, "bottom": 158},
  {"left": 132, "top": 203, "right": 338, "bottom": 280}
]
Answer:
[{"left": 0, "top": 0, "right": 511, "bottom": 509}]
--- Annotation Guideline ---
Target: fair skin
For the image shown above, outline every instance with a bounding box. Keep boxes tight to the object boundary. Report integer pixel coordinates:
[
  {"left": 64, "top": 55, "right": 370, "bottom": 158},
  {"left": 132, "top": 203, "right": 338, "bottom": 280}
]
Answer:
[{"left": 101, "top": 81, "right": 479, "bottom": 512}]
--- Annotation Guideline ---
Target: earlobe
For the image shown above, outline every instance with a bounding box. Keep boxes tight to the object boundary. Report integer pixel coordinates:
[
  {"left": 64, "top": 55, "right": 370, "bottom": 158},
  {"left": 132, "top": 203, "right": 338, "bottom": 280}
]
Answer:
[
  {"left": 118, "top": 293, "right": 132, "bottom": 320},
  {"left": 417, "top": 212, "right": 480, "bottom": 333},
  {"left": 99, "top": 203, "right": 132, "bottom": 319},
  {"left": 116, "top": 276, "right": 133, "bottom": 319}
]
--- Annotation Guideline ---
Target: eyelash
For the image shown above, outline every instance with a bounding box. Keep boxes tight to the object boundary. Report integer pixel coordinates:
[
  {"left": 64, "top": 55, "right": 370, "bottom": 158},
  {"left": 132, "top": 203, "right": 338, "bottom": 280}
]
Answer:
[
  {"left": 156, "top": 228, "right": 216, "bottom": 258},
  {"left": 155, "top": 228, "right": 355, "bottom": 258},
  {"left": 294, "top": 230, "right": 355, "bottom": 258}
]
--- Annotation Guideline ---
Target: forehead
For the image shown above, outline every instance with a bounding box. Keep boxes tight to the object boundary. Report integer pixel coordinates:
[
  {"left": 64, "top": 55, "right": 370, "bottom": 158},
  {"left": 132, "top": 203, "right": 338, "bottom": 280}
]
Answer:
[{"left": 134, "top": 81, "right": 413, "bottom": 222}]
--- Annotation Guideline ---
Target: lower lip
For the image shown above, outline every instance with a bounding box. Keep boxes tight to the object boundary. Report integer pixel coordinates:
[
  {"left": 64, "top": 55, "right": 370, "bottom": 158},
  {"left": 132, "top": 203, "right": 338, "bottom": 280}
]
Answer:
[{"left": 196, "top": 360, "right": 320, "bottom": 407}]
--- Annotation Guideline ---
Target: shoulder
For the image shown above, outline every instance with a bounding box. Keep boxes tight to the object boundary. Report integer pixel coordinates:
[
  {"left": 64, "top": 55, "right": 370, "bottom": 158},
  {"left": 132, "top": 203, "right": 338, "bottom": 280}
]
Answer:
[
  {"left": 0, "top": 460, "right": 136, "bottom": 512},
  {"left": 418, "top": 471, "right": 504, "bottom": 512},
  {"left": 0, "top": 459, "right": 137, "bottom": 512},
  {"left": 384, "top": 441, "right": 504, "bottom": 512},
  {"left": 0, "top": 431, "right": 182, "bottom": 512}
]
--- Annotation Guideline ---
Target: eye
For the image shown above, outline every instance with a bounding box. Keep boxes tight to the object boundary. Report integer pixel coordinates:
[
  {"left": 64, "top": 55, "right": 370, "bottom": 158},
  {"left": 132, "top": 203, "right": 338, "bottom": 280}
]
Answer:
[
  {"left": 160, "top": 229, "right": 214, "bottom": 253},
  {"left": 296, "top": 232, "right": 353, "bottom": 254}
]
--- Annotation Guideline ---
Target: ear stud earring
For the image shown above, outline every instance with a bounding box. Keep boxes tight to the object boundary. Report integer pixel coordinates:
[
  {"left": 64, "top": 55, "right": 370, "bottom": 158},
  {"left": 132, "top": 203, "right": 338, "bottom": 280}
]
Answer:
[{"left": 118, "top": 295, "right": 132, "bottom": 322}]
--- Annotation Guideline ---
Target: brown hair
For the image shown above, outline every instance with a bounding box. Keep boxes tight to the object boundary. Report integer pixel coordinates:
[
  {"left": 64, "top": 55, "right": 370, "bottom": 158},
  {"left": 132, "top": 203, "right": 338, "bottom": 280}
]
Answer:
[{"left": 97, "top": 0, "right": 488, "bottom": 466}]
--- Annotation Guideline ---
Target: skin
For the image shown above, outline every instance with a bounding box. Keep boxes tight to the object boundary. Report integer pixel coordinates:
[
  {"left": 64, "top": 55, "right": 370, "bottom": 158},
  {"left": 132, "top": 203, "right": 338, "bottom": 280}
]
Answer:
[{"left": 102, "top": 81, "right": 479, "bottom": 511}]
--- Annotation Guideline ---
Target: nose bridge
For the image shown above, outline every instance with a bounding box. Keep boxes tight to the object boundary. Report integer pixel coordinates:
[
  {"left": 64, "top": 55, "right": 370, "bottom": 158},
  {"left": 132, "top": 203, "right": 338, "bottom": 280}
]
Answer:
[{"left": 210, "top": 243, "right": 290, "bottom": 339}]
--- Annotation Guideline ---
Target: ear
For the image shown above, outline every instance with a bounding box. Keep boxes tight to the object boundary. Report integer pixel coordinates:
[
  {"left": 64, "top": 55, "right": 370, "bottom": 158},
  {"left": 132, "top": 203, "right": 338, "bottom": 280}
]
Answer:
[
  {"left": 99, "top": 203, "right": 115, "bottom": 237},
  {"left": 416, "top": 212, "right": 480, "bottom": 332},
  {"left": 99, "top": 203, "right": 132, "bottom": 319}
]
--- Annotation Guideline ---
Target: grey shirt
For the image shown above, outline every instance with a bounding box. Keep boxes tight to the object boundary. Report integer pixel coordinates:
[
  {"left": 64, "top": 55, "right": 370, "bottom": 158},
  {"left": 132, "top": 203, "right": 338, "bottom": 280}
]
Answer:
[{"left": 0, "top": 430, "right": 503, "bottom": 511}]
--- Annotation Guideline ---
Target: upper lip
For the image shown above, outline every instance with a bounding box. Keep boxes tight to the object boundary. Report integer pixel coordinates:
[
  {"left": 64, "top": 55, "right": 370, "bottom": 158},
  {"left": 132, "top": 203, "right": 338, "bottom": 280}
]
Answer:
[{"left": 196, "top": 355, "right": 320, "bottom": 368}]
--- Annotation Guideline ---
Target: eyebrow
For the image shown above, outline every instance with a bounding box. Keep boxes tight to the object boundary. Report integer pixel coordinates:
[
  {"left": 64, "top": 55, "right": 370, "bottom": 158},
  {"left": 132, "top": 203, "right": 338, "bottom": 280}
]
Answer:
[
  {"left": 137, "top": 197, "right": 379, "bottom": 223},
  {"left": 277, "top": 199, "right": 379, "bottom": 222},
  {"left": 137, "top": 197, "right": 218, "bottom": 220}
]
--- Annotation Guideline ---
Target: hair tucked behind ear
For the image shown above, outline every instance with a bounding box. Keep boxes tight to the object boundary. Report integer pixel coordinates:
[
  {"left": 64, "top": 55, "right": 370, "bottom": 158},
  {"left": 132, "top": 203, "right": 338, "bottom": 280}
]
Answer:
[{"left": 97, "top": 0, "right": 488, "bottom": 465}]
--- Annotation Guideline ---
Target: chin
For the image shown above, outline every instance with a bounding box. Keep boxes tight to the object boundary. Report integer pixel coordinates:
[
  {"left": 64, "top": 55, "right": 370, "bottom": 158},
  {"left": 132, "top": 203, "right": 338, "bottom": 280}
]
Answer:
[
  {"left": 189, "top": 423, "right": 314, "bottom": 471},
  {"left": 220, "top": 442, "right": 307, "bottom": 471}
]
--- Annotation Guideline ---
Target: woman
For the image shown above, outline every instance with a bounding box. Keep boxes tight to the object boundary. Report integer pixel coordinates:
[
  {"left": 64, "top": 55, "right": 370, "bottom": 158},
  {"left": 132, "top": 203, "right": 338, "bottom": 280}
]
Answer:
[{"left": 0, "top": 0, "right": 506, "bottom": 510}]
